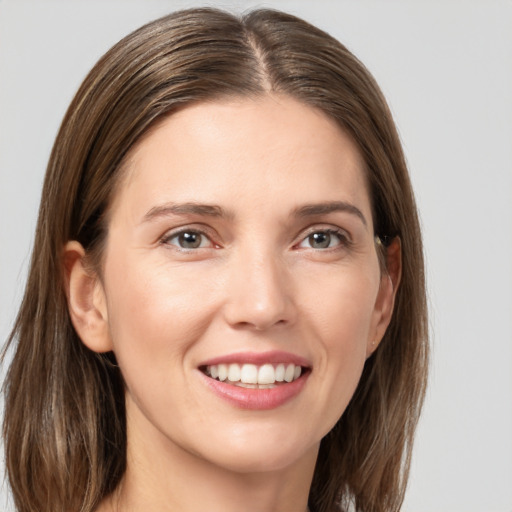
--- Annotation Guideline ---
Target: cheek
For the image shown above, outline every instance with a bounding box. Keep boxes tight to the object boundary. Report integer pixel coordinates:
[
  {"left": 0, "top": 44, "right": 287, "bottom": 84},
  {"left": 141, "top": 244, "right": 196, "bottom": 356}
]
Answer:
[
  {"left": 300, "top": 266, "right": 379, "bottom": 424},
  {"left": 302, "top": 262, "right": 378, "bottom": 349},
  {"left": 102, "top": 254, "right": 219, "bottom": 384}
]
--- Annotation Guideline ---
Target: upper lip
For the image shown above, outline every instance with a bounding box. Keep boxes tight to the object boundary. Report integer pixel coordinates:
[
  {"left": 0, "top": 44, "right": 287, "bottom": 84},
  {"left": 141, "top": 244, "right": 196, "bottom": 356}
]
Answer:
[{"left": 198, "top": 350, "right": 311, "bottom": 368}]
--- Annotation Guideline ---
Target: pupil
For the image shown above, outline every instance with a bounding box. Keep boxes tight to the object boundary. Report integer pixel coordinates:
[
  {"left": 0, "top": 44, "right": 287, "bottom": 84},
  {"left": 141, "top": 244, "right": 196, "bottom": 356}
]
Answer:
[
  {"left": 179, "top": 232, "right": 201, "bottom": 248},
  {"left": 310, "top": 232, "right": 330, "bottom": 248}
]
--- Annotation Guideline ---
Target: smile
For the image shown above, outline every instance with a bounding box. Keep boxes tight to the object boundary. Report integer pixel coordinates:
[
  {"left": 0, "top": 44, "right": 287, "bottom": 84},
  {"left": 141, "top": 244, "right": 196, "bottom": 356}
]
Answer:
[
  {"left": 198, "top": 352, "right": 311, "bottom": 409},
  {"left": 202, "top": 363, "right": 303, "bottom": 388}
]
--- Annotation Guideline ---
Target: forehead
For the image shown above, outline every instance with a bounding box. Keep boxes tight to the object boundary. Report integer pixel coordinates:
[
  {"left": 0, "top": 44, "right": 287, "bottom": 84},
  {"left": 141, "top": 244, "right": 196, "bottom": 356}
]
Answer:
[{"left": 111, "top": 95, "right": 371, "bottom": 224}]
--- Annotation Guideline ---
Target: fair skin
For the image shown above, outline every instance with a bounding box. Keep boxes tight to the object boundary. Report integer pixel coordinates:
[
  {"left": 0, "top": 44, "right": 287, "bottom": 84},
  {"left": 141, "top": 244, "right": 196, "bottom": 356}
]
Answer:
[{"left": 65, "top": 95, "right": 400, "bottom": 512}]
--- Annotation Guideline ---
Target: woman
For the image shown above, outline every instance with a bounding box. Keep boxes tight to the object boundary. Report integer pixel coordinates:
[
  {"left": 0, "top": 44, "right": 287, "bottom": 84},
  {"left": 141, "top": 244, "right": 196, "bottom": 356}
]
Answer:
[{"left": 2, "top": 7, "right": 428, "bottom": 512}]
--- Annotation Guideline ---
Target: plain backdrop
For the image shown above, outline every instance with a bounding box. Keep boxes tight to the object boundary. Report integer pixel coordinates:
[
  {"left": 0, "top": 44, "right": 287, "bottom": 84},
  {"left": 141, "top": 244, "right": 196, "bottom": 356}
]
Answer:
[{"left": 1, "top": 1, "right": 511, "bottom": 511}]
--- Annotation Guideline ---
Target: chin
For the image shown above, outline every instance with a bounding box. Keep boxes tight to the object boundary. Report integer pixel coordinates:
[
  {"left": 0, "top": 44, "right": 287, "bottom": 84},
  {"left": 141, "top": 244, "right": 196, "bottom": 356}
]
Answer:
[{"left": 195, "top": 427, "right": 320, "bottom": 475}]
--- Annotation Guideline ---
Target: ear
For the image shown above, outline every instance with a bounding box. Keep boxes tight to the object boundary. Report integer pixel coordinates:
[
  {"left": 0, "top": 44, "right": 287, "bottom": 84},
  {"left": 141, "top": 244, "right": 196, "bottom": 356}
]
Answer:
[
  {"left": 366, "top": 237, "right": 402, "bottom": 358},
  {"left": 63, "top": 241, "right": 113, "bottom": 353}
]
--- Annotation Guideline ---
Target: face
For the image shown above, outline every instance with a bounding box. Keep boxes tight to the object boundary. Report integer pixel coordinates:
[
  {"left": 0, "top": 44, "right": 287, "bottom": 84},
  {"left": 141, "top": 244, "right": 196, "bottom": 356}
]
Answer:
[{"left": 82, "top": 95, "right": 394, "bottom": 474}]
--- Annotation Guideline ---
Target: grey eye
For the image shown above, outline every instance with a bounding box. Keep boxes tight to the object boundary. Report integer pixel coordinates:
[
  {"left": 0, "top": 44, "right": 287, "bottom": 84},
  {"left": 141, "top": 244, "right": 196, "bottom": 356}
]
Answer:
[
  {"left": 178, "top": 232, "right": 202, "bottom": 248},
  {"left": 167, "top": 231, "right": 210, "bottom": 249},
  {"left": 308, "top": 232, "right": 331, "bottom": 248},
  {"left": 299, "top": 230, "right": 343, "bottom": 250}
]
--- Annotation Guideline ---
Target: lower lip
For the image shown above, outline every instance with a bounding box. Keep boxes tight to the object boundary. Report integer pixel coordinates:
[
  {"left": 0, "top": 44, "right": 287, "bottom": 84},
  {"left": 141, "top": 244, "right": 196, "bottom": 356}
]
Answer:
[{"left": 200, "top": 372, "right": 309, "bottom": 410}]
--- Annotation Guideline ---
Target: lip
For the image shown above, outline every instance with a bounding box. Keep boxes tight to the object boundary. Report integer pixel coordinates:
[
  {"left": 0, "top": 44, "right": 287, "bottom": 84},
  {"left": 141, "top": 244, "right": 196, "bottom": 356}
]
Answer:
[
  {"left": 199, "top": 350, "right": 311, "bottom": 367},
  {"left": 199, "top": 370, "right": 309, "bottom": 410},
  {"left": 197, "top": 351, "right": 311, "bottom": 410}
]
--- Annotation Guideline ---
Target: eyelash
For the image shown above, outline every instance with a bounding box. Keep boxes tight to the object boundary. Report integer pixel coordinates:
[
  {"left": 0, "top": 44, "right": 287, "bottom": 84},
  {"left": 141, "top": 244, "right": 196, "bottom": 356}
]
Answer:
[
  {"left": 160, "top": 226, "right": 352, "bottom": 252},
  {"left": 160, "top": 228, "right": 217, "bottom": 251},
  {"left": 295, "top": 227, "right": 351, "bottom": 251}
]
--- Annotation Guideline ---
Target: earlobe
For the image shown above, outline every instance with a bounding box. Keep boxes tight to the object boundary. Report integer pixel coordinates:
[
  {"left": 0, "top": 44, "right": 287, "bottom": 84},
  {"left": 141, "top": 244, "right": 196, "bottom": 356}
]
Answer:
[
  {"left": 367, "top": 237, "right": 402, "bottom": 357},
  {"left": 63, "top": 241, "right": 113, "bottom": 353}
]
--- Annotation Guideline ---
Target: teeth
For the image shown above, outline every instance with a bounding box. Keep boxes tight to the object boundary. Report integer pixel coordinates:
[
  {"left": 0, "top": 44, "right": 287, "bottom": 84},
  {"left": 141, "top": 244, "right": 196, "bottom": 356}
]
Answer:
[
  {"left": 284, "top": 363, "right": 295, "bottom": 383},
  {"left": 218, "top": 364, "right": 228, "bottom": 381},
  {"left": 240, "top": 364, "right": 258, "bottom": 384},
  {"left": 258, "top": 364, "right": 275, "bottom": 385},
  {"left": 228, "top": 364, "right": 241, "bottom": 382},
  {"left": 206, "top": 362, "right": 304, "bottom": 385},
  {"left": 275, "top": 363, "right": 285, "bottom": 382},
  {"left": 236, "top": 382, "right": 275, "bottom": 389}
]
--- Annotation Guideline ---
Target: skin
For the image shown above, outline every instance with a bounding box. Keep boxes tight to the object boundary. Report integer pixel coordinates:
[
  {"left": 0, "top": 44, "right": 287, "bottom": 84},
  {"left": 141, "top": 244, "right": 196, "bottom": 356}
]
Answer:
[{"left": 65, "top": 95, "right": 400, "bottom": 512}]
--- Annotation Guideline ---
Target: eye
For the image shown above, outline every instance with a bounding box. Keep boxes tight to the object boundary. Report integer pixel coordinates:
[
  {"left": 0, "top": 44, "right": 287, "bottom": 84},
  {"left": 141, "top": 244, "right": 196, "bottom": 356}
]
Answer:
[
  {"left": 298, "top": 229, "right": 348, "bottom": 250},
  {"left": 163, "top": 230, "right": 214, "bottom": 250}
]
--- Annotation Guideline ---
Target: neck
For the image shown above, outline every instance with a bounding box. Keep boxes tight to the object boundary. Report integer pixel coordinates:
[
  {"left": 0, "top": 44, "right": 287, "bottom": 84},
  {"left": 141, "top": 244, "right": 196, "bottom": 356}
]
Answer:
[{"left": 100, "top": 395, "right": 317, "bottom": 512}]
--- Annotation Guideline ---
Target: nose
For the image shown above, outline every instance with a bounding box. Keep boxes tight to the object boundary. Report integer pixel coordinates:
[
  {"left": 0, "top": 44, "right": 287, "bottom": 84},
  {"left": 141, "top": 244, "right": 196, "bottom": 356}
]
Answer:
[{"left": 222, "top": 248, "right": 297, "bottom": 331}]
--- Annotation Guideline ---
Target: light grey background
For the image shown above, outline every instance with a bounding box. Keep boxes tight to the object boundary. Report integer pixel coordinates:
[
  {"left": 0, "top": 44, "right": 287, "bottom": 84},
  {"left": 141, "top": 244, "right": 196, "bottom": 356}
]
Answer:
[{"left": 1, "top": 1, "right": 511, "bottom": 511}]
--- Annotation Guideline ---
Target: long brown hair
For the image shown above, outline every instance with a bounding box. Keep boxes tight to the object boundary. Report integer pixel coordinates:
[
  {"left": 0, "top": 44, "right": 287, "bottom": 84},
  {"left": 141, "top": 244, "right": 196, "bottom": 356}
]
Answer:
[{"left": 2, "top": 8, "right": 428, "bottom": 512}]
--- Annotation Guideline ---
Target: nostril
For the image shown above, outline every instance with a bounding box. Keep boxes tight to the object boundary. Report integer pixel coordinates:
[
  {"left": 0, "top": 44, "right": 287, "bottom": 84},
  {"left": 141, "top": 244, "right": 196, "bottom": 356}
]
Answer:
[
  {"left": 227, "top": 315, "right": 290, "bottom": 331},
  {"left": 223, "top": 261, "right": 296, "bottom": 330}
]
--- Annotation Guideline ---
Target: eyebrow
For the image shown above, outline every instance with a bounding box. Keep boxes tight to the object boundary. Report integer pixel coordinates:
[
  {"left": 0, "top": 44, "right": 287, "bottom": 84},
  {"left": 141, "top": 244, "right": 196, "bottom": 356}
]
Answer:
[
  {"left": 142, "top": 202, "right": 231, "bottom": 223},
  {"left": 142, "top": 200, "right": 367, "bottom": 227},
  {"left": 293, "top": 201, "right": 367, "bottom": 227}
]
